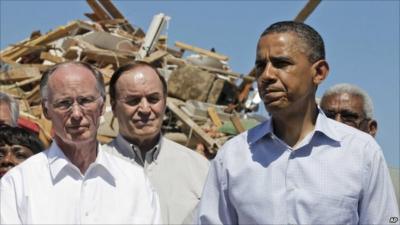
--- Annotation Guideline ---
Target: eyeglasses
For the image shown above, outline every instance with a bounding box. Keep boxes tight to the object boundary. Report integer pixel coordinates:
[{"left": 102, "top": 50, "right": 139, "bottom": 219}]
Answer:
[
  {"left": 323, "top": 110, "right": 368, "bottom": 128},
  {"left": 50, "top": 96, "right": 102, "bottom": 113}
]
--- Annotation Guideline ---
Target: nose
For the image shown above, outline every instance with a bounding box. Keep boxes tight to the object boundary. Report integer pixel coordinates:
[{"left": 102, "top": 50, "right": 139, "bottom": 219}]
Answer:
[
  {"left": 70, "top": 103, "right": 83, "bottom": 119},
  {"left": 138, "top": 98, "right": 151, "bottom": 114},
  {"left": 265, "top": 63, "right": 278, "bottom": 79}
]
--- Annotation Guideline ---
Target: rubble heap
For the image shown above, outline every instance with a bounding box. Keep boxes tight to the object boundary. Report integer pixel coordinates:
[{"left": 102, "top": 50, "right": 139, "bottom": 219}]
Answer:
[{"left": 0, "top": 0, "right": 263, "bottom": 158}]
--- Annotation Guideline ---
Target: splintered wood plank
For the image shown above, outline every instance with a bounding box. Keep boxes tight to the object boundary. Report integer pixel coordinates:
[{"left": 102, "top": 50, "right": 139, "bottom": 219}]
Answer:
[
  {"left": 141, "top": 50, "right": 168, "bottom": 63},
  {"left": 98, "top": 0, "right": 135, "bottom": 33},
  {"left": 84, "top": 13, "right": 101, "bottom": 22},
  {"left": 230, "top": 115, "right": 245, "bottom": 133},
  {"left": 175, "top": 41, "right": 229, "bottom": 61},
  {"left": 196, "top": 64, "right": 241, "bottom": 78},
  {"left": 207, "top": 107, "right": 223, "bottom": 128},
  {"left": 86, "top": 0, "right": 112, "bottom": 21},
  {"left": 3, "top": 22, "right": 79, "bottom": 60},
  {"left": 167, "top": 97, "right": 220, "bottom": 153},
  {"left": 40, "top": 52, "right": 65, "bottom": 63}
]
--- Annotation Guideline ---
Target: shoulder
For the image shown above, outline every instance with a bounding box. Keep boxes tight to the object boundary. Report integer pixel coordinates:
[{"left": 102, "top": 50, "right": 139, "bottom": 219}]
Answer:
[
  {"left": 101, "top": 139, "right": 134, "bottom": 162},
  {"left": 101, "top": 145, "right": 142, "bottom": 173},
  {"left": 161, "top": 137, "right": 209, "bottom": 168},
  {"left": 215, "top": 123, "right": 256, "bottom": 160},
  {"left": 1, "top": 151, "right": 48, "bottom": 182},
  {"left": 327, "top": 118, "right": 380, "bottom": 151}
]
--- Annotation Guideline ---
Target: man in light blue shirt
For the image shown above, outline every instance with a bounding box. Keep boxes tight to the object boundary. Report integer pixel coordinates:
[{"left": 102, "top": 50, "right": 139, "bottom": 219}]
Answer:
[{"left": 197, "top": 21, "right": 399, "bottom": 224}]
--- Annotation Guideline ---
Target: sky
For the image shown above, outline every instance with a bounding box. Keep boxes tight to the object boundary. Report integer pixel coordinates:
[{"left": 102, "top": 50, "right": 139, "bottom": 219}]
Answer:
[{"left": 1, "top": 0, "right": 399, "bottom": 167}]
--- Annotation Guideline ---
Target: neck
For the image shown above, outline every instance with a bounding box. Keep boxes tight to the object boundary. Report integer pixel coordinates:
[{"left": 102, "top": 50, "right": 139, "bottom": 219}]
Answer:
[
  {"left": 122, "top": 133, "right": 160, "bottom": 159},
  {"left": 271, "top": 101, "right": 318, "bottom": 148},
  {"left": 55, "top": 136, "right": 98, "bottom": 174}
]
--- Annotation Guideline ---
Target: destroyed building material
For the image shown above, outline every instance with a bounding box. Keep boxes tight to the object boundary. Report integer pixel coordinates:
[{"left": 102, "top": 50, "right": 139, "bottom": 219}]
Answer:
[
  {"left": 167, "top": 64, "right": 216, "bottom": 102},
  {"left": 0, "top": 0, "right": 262, "bottom": 159}
]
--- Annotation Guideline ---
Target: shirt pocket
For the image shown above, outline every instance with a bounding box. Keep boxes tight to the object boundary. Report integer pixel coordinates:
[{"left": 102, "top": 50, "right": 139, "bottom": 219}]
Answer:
[{"left": 293, "top": 190, "right": 359, "bottom": 225}]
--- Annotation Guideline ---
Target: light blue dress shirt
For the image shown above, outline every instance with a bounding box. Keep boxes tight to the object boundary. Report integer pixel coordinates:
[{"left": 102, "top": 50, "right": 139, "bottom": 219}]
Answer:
[{"left": 197, "top": 111, "right": 399, "bottom": 225}]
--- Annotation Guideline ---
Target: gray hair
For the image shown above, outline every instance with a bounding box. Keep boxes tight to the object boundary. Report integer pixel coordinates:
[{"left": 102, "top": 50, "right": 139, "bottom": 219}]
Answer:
[
  {"left": 40, "top": 61, "right": 105, "bottom": 101},
  {"left": 321, "top": 83, "right": 374, "bottom": 119},
  {"left": 0, "top": 92, "right": 19, "bottom": 127}
]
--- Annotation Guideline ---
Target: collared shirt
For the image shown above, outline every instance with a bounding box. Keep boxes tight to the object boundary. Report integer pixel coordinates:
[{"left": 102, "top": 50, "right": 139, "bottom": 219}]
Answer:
[
  {"left": 197, "top": 110, "right": 399, "bottom": 225},
  {"left": 104, "top": 134, "right": 209, "bottom": 224},
  {"left": 0, "top": 141, "right": 161, "bottom": 224}
]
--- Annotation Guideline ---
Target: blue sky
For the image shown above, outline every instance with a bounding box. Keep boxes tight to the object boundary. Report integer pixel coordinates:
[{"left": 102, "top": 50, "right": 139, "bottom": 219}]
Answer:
[{"left": 1, "top": 0, "right": 399, "bottom": 166}]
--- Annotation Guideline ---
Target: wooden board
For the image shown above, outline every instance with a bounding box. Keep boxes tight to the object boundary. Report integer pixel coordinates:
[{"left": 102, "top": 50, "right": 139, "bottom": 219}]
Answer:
[
  {"left": 175, "top": 41, "right": 229, "bottom": 61},
  {"left": 207, "top": 107, "right": 223, "bottom": 128},
  {"left": 167, "top": 97, "right": 220, "bottom": 153},
  {"left": 86, "top": 0, "right": 112, "bottom": 21}
]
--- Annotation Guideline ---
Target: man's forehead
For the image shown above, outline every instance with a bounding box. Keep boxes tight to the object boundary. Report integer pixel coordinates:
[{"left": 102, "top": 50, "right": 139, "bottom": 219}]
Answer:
[
  {"left": 257, "top": 32, "right": 307, "bottom": 57},
  {"left": 120, "top": 66, "right": 161, "bottom": 85}
]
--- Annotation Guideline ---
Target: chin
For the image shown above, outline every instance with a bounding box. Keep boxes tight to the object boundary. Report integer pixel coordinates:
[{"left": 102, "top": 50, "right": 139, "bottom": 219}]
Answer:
[{"left": 66, "top": 133, "right": 95, "bottom": 143}]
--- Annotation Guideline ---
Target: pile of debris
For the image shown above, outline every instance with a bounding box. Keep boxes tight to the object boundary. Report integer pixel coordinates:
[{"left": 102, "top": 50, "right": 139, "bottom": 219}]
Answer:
[{"left": 0, "top": 0, "right": 264, "bottom": 158}]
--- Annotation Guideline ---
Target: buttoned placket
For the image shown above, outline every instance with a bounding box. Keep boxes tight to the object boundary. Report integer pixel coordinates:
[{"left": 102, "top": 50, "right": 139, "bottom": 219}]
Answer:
[
  {"left": 279, "top": 131, "right": 314, "bottom": 225},
  {"left": 78, "top": 163, "right": 98, "bottom": 224}
]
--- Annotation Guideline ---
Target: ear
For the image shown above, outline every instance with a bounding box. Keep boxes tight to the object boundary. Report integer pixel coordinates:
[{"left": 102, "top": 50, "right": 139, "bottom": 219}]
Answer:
[
  {"left": 41, "top": 101, "right": 51, "bottom": 120},
  {"left": 311, "top": 59, "right": 329, "bottom": 85},
  {"left": 367, "top": 119, "right": 378, "bottom": 137}
]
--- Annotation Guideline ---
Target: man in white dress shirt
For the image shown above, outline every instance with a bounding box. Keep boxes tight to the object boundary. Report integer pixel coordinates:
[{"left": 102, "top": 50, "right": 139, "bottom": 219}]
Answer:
[{"left": 0, "top": 61, "right": 161, "bottom": 224}]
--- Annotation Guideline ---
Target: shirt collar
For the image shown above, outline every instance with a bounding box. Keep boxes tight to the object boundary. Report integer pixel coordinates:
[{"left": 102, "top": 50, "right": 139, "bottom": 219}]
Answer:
[
  {"left": 115, "top": 133, "right": 161, "bottom": 166},
  {"left": 47, "top": 141, "right": 116, "bottom": 182},
  {"left": 247, "top": 107, "right": 341, "bottom": 145},
  {"left": 314, "top": 107, "right": 342, "bottom": 142},
  {"left": 247, "top": 118, "right": 273, "bottom": 145}
]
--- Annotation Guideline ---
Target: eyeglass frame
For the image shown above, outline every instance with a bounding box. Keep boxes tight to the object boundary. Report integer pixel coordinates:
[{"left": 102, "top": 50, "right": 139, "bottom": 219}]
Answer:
[
  {"left": 323, "top": 109, "right": 370, "bottom": 128},
  {"left": 45, "top": 95, "right": 103, "bottom": 113}
]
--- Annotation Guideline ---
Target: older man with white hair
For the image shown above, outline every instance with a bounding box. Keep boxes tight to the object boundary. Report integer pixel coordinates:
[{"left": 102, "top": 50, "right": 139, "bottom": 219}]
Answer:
[
  {"left": 0, "top": 61, "right": 161, "bottom": 224},
  {"left": 320, "top": 83, "right": 377, "bottom": 137},
  {"left": 320, "top": 82, "right": 399, "bottom": 211}
]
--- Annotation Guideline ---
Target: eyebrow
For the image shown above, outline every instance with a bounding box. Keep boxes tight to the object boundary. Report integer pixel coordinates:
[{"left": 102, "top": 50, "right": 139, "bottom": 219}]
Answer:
[{"left": 255, "top": 55, "right": 292, "bottom": 64}]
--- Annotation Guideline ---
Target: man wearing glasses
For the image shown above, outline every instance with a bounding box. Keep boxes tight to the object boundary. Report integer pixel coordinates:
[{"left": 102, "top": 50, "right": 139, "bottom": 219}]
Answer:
[
  {"left": 0, "top": 62, "right": 161, "bottom": 224},
  {"left": 320, "top": 83, "right": 377, "bottom": 137},
  {"left": 320, "top": 82, "right": 399, "bottom": 209}
]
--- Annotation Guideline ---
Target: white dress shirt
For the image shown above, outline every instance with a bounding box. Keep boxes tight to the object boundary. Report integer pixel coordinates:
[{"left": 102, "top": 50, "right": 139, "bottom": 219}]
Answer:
[
  {"left": 104, "top": 135, "right": 209, "bottom": 224},
  {"left": 197, "top": 110, "right": 399, "bottom": 225},
  {"left": 0, "top": 141, "right": 161, "bottom": 224}
]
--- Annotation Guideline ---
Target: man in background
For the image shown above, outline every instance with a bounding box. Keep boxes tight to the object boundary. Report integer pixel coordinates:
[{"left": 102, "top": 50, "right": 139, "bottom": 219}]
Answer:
[
  {"left": 105, "top": 61, "right": 209, "bottom": 224},
  {"left": 320, "top": 82, "right": 399, "bottom": 207}
]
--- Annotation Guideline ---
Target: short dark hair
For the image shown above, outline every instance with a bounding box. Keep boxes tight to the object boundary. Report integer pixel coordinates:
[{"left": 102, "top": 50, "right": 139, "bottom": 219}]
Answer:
[
  {"left": 0, "top": 125, "right": 44, "bottom": 154},
  {"left": 40, "top": 61, "right": 106, "bottom": 101},
  {"left": 261, "top": 21, "right": 325, "bottom": 63},
  {"left": 109, "top": 61, "right": 167, "bottom": 101}
]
